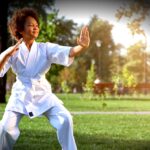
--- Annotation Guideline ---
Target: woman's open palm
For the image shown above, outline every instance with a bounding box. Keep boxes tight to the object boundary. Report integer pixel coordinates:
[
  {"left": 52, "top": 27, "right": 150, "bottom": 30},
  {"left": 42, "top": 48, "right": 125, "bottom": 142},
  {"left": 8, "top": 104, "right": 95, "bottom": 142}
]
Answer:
[{"left": 77, "top": 26, "right": 90, "bottom": 48}]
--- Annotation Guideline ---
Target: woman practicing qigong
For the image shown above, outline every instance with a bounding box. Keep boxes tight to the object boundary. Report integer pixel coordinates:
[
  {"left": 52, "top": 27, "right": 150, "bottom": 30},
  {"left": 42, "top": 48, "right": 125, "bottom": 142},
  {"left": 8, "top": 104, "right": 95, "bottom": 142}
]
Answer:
[{"left": 0, "top": 7, "right": 90, "bottom": 150}]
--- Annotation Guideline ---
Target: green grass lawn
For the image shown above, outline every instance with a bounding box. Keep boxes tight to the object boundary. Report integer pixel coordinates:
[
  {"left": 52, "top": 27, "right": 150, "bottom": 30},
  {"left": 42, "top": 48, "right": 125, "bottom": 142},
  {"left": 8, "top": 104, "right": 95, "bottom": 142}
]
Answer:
[
  {"left": 11, "top": 115, "right": 150, "bottom": 150},
  {"left": 1, "top": 94, "right": 150, "bottom": 149},
  {"left": 59, "top": 93, "right": 150, "bottom": 112}
]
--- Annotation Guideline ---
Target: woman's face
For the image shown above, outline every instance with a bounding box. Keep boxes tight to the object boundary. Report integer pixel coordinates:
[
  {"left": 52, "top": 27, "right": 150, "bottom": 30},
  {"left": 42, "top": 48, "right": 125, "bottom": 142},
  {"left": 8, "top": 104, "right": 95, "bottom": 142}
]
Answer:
[{"left": 21, "top": 16, "right": 39, "bottom": 40}]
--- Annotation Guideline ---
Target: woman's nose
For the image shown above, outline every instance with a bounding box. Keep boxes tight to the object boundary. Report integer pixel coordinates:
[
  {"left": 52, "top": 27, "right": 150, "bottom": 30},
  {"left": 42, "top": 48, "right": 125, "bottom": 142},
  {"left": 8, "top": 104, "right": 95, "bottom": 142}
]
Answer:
[{"left": 33, "top": 25, "right": 39, "bottom": 30}]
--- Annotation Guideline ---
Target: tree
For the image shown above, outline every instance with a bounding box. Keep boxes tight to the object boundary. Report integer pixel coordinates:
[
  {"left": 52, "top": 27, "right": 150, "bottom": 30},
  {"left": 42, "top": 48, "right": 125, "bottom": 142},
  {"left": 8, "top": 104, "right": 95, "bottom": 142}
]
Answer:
[
  {"left": 58, "top": 15, "right": 120, "bottom": 92},
  {"left": 7, "top": 0, "right": 54, "bottom": 20},
  {"left": 37, "top": 12, "right": 57, "bottom": 42},
  {"left": 115, "top": 0, "right": 150, "bottom": 35},
  {"left": 84, "top": 60, "right": 96, "bottom": 93},
  {"left": 85, "top": 15, "right": 117, "bottom": 82},
  {"left": 115, "top": 0, "right": 150, "bottom": 84},
  {"left": 125, "top": 41, "right": 150, "bottom": 82},
  {"left": 112, "top": 66, "right": 137, "bottom": 95},
  {"left": 121, "top": 67, "right": 137, "bottom": 89},
  {"left": 61, "top": 81, "right": 71, "bottom": 93},
  {"left": 0, "top": 1, "right": 8, "bottom": 103}
]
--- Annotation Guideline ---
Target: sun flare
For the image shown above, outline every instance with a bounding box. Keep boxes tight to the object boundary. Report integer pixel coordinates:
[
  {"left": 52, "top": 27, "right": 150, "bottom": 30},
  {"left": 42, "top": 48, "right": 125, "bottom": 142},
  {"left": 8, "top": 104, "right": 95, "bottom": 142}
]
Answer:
[{"left": 112, "top": 23, "right": 147, "bottom": 48}]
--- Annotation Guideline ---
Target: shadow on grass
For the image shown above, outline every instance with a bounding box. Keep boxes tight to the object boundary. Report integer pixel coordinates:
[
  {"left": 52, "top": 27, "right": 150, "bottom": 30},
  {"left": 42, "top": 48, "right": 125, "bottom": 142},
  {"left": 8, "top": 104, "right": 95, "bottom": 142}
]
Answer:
[
  {"left": 75, "top": 133, "right": 150, "bottom": 150},
  {"left": 14, "top": 129, "right": 150, "bottom": 150},
  {"left": 14, "top": 129, "right": 61, "bottom": 150}
]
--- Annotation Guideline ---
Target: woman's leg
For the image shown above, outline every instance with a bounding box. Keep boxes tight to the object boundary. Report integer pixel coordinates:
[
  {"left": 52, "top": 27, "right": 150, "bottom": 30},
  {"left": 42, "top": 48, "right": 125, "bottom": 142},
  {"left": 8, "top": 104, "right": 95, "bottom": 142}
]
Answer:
[
  {"left": 0, "top": 111, "right": 23, "bottom": 150},
  {"left": 44, "top": 104, "right": 77, "bottom": 150}
]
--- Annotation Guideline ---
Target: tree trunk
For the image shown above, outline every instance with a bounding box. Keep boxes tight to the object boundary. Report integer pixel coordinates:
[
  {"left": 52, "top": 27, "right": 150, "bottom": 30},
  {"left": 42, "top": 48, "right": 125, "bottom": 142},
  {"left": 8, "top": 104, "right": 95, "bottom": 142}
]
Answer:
[{"left": 0, "top": 1, "right": 8, "bottom": 103}]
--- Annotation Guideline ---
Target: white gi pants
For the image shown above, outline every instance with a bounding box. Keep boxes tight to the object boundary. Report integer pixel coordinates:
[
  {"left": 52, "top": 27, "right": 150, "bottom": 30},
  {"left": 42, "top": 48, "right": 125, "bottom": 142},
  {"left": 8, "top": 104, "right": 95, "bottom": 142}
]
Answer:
[{"left": 0, "top": 104, "right": 77, "bottom": 150}]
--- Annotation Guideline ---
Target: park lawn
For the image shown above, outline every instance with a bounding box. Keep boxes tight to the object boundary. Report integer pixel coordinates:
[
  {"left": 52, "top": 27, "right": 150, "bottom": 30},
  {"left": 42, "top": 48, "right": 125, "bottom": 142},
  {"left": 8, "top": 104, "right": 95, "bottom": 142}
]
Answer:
[
  {"left": 1, "top": 93, "right": 150, "bottom": 112},
  {"left": 58, "top": 93, "right": 150, "bottom": 112},
  {"left": 1, "top": 94, "right": 150, "bottom": 149},
  {"left": 7, "top": 114, "right": 150, "bottom": 150}
]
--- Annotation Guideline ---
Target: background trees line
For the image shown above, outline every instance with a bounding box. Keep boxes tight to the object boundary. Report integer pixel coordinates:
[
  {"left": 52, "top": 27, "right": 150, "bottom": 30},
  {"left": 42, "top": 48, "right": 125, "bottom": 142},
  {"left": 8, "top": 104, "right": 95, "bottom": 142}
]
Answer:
[
  {"left": 6, "top": 12, "right": 150, "bottom": 93},
  {"left": 0, "top": 0, "right": 150, "bottom": 103}
]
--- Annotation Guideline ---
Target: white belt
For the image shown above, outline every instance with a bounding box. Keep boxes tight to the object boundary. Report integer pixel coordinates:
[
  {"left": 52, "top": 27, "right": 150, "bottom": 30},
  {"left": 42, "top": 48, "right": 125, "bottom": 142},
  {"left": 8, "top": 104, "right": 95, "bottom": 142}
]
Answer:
[{"left": 16, "top": 75, "right": 46, "bottom": 85}]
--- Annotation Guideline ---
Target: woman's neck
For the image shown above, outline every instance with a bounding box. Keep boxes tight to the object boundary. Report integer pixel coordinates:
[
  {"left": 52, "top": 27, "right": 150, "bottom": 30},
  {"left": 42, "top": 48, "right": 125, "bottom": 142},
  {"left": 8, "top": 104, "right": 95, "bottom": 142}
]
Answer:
[{"left": 23, "top": 39, "right": 34, "bottom": 51}]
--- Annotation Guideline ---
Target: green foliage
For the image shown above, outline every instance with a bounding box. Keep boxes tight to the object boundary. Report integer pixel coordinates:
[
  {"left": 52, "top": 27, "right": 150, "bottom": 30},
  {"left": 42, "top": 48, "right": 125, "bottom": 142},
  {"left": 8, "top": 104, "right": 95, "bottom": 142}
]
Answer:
[
  {"left": 121, "top": 67, "right": 137, "bottom": 88},
  {"left": 112, "top": 74, "right": 122, "bottom": 94},
  {"left": 8, "top": 0, "right": 54, "bottom": 23},
  {"left": 87, "top": 15, "right": 117, "bottom": 82},
  {"left": 84, "top": 60, "right": 96, "bottom": 93},
  {"left": 112, "top": 67, "right": 137, "bottom": 94},
  {"left": 115, "top": 0, "right": 149, "bottom": 35},
  {"left": 15, "top": 12, "right": 121, "bottom": 93},
  {"left": 61, "top": 16, "right": 118, "bottom": 93},
  {"left": 55, "top": 17, "right": 77, "bottom": 45},
  {"left": 125, "top": 41, "right": 150, "bottom": 82},
  {"left": 37, "top": 13, "right": 57, "bottom": 42},
  {"left": 115, "top": 0, "right": 150, "bottom": 85},
  {"left": 61, "top": 81, "right": 71, "bottom": 93}
]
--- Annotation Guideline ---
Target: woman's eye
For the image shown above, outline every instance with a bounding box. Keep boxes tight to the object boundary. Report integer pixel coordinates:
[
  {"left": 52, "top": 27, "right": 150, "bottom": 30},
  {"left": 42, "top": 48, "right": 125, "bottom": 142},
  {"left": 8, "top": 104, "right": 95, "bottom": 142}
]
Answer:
[
  {"left": 28, "top": 24, "right": 39, "bottom": 28},
  {"left": 28, "top": 24, "right": 33, "bottom": 27}
]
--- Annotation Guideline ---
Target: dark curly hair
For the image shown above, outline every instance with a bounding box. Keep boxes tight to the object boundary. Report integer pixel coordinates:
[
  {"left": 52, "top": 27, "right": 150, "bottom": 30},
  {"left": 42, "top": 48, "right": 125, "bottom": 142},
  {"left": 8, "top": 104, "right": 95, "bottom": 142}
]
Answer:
[{"left": 8, "top": 7, "right": 39, "bottom": 41}]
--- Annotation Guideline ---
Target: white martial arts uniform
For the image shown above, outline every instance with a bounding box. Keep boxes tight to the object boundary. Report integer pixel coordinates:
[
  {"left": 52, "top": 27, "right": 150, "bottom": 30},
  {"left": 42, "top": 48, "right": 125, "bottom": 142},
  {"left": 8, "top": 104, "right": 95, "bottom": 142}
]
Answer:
[{"left": 0, "top": 41, "right": 77, "bottom": 150}]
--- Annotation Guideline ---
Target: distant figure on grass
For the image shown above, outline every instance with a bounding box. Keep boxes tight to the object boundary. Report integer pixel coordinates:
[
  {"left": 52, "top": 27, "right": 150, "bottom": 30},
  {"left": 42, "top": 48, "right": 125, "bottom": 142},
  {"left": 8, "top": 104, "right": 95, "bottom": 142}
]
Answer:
[{"left": 0, "top": 7, "right": 90, "bottom": 150}]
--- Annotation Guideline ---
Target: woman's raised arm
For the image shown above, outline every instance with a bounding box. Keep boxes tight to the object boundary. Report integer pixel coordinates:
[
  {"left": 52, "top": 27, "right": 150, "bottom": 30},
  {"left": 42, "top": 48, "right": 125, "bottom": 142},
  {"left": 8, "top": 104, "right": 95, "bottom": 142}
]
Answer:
[{"left": 0, "top": 38, "right": 23, "bottom": 71}]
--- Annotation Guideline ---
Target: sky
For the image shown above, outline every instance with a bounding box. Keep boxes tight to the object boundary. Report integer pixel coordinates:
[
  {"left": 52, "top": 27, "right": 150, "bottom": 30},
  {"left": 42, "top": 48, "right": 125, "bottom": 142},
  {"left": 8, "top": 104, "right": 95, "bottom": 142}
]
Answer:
[
  {"left": 54, "top": 0, "right": 150, "bottom": 55},
  {"left": 55, "top": 0, "right": 125, "bottom": 24}
]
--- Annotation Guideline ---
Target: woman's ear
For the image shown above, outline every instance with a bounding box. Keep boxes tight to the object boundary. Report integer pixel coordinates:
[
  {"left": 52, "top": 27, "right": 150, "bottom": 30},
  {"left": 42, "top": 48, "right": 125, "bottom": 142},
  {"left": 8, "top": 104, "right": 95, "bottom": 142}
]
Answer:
[{"left": 20, "top": 31, "right": 23, "bottom": 35}]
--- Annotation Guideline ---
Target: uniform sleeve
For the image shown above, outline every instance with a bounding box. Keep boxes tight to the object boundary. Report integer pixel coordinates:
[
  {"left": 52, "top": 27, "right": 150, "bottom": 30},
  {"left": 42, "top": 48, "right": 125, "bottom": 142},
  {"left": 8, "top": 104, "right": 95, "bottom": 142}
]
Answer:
[
  {"left": 46, "top": 42, "right": 74, "bottom": 66},
  {"left": 0, "top": 48, "right": 12, "bottom": 77}
]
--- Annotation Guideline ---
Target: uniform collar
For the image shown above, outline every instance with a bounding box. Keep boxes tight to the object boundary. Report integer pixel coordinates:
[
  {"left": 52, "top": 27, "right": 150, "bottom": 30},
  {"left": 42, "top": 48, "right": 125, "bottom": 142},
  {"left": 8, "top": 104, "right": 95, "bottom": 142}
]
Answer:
[{"left": 17, "top": 41, "right": 37, "bottom": 67}]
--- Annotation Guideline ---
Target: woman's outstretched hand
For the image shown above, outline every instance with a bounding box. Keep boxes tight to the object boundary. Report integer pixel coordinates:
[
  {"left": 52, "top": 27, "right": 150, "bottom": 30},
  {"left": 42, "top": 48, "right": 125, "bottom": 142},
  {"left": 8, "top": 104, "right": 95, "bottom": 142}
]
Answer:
[
  {"left": 77, "top": 26, "right": 90, "bottom": 48},
  {"left": 69, "top": 26, "right": 90, "bottom": 57}
]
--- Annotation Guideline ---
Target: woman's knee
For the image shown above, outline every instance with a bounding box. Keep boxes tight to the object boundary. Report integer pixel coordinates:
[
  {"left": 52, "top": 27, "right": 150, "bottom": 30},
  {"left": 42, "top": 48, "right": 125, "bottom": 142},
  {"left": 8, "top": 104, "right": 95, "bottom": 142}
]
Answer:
[
  {"left": 61, "top": 112, "right": 73, "bottom": 129},
  {"left": 0, "top": 121, "right": 4, "bottom": 134},
  {"left": 0, "top": 118, "right": 20, "bottom": 141},
  {"left": 50, "top": 112, "right": 73, "bottom": 130},
  {"left": 0, "top": 120, "right": 20, "bottom": 140}
]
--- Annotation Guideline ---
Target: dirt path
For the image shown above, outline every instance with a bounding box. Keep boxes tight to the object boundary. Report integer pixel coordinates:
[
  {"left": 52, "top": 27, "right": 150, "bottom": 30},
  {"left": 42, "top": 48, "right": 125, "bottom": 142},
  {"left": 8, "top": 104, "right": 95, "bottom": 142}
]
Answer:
[
  {"left": 71, "top": 111, "right": 150, "bottom": 115},
  {"left": 1, "top": 111, "right": 150, "bottom": 115}
]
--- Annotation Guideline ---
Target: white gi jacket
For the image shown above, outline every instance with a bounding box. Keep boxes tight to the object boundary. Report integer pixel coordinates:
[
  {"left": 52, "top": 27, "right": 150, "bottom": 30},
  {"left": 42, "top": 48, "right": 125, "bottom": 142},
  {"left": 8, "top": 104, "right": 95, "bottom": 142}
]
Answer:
[{"left": 0, "top": 41, "right": 74, "bottom": 118}]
